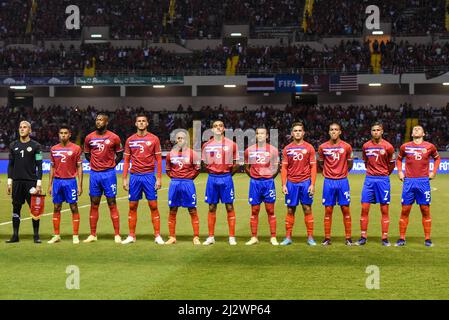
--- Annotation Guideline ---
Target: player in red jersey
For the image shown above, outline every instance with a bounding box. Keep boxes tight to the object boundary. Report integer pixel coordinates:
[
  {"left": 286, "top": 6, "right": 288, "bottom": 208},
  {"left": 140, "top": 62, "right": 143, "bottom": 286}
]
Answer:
[
  {"left": 121, "top": 114, "right": 164, "bottom": 245},
  {"left": 395, "top": 125, "right": 441, "bottom": 247},
  {"left": 356, "top": 123, "right": 395, "bottom": 247},
  {"left": 83, "top": 114, "right": 124, "bottom": 243},
  {"left": 318, "top": 123, "right": 354, "bottom": 246},
  {"left": 244, "top": 127, "right": 279, "bottom": 246},
  {"left": 280, "top": 122, "right": 317, "bottom": 246},
  {"left": 47, "top": 126, "right": 83, "bottom": 244},
  {"left": 202, "top": 120, "right": 240, "bottom": 245},
  {"left": 165, "top": 131, "right": 201, "bottom": 245}
]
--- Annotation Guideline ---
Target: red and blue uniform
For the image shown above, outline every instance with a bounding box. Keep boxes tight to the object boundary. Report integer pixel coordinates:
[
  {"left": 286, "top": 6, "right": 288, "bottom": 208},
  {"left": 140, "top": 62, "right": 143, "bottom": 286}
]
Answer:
[
  {"left": 282, "top": 141, "right": 316, "bottom": 206},
  {"left": 398, "top": 141, "right": 440, "bottom": 205},
  {"left": 245, "top": 144, "right": 279, "bottom": 205},
  {"left": 202, "top": 137, "right": 238, "bottom": 204},
  {"left": 84, "top": 130, "right": 123, "bottom": 198},
  {"left": 166, "top": 148, "right": 201, "bottom": 208},
  {"left": 318, "top": 140, "right": 353, "bottom": 206},
  {"left": 361, "top": 139, "right": 395, "bottom": 204},
  {"left": 50, "top": 142, "right": 82, "bottom": 204},
  {"left": 124, "top": 133, "right": 161, "bottom": 201}
]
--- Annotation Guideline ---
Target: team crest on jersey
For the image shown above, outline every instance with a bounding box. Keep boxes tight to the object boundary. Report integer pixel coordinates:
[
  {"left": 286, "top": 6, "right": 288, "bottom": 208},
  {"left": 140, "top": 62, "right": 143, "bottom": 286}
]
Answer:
[
  {"left": 422, "top": 149, "right": 427, "bottom": 154},
  {"left": 67, "top": 151, "right": 73, "bottom": 156},
  {"left": 302, "top": 149, "right": 307, "bottom": 154},
  {"left": 146, "top": 141, "right": 152, "bottom": 146},
  {"left": 223, "top": 146, "right": 229, "bottom": 151},
  {"left": 27, "top": 147, "right": 32, "bottom": 152},
  {"left": 339, "top": 148, "right": 344, "bottom": 154},
  {"left": 264, "top": 152, "right": 270, "bottom": 157},
  {"left": 105, "top": 139, "right": 111, "bottom": 145},
  {"left": 380, "top": 149, "right": 386, "bottom": 155}
]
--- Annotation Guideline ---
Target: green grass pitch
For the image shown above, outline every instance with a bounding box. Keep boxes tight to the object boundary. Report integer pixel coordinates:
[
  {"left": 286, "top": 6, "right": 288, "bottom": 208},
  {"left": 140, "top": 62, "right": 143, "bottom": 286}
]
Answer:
[{"left": 0, "top": 173, "right": 448, "bottom": 300}]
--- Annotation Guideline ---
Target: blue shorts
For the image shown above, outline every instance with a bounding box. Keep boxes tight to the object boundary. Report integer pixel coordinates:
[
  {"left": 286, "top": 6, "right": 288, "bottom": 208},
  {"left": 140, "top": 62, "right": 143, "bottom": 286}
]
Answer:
[
  {"left": 361, "top": 176, "right": 391, "bottom": 204},
  {"left": 53, "top": 178, "right": 78, "bottom": 204},
  {"left": 168, "top": 179, "right": 197, "bottom": 208},
  {"left": 90, "top": 169, "right": 117, "bottom": 198},
  {"left": 248, "top": 178, "right": 276, "bottom": 205},
  {"left": 402, "top": 177, "right": 431, "bottom": 205},
  {"left": 205, "top": 173, "right": 235, "bottom": 204},
  {"left": 322, "top": 178, "right": 351, "bottom": 206},
  {"left": 285, "top": 179, "right": 313, "bottom": 207},
  {"left": 129, "top": 173, "right": 157, "bottom": 202}
]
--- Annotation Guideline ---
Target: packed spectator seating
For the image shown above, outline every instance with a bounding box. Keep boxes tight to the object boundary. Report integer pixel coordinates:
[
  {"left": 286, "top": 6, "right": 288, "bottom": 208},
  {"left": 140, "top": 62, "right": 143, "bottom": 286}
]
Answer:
[
  {"left": 1, "top": 40, "right": 448, "bottom": 76},
  {"left": 1, "top": 0, "right": 447, "bottom": 42},
  {"left": 0, "top": 103, "right": 448, "bottom": 153},
  {"left": 307, "top": 0, "right": 446, "bottom": 36}
]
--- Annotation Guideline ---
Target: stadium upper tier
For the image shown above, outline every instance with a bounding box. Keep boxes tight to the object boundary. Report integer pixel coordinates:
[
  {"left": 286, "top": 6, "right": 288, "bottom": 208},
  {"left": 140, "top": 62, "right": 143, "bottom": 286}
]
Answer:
[
  {"left": 1, "top": 40, "right": 449, "bottom": 76},
  {"left": 0, "top": 103, "right": 448, "bottom": 152},
  {"left": 0, "top": 0, "right": 448, "bottom": 42}
]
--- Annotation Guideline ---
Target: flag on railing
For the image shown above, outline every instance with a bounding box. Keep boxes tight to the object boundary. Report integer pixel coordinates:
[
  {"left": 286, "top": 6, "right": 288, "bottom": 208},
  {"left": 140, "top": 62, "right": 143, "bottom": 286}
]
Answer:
[
  {"left": 329, "top": 74, "right": 358, "bottom": 92},
  {"left": 247, "top": 75, "right": 275, "bottom": 92}
]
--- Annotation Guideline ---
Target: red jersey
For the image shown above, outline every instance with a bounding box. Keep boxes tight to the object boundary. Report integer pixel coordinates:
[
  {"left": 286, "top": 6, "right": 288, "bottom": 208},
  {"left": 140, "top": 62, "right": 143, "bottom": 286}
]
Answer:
[
  {"left": 318, "top": 140, "right": 353, "bottom": 179},
  {"left": 245, "top": 143, "right": 279, "bottom": 179},
  {"left": 84, "top": 130, "right": 123, "bottom": 171},
  {"left": 282, "top": 141, "right": 316, "bottom": 183},
  {"left": 202, "top": 137, "right": 239, "bottom": 174},
  {"left": 124, "top": 133, "right": 161, "bottom": 174},
  {"left": 50, "top": 142, "right": 82, "bottom": 179},
  {"left": 166, "top": 147, "right": 201, "bottom": 179},
  {"left": 362, "top": 139, "right": 395, "bottom": 176},
  {"left": 398, "top": 141, "right": 440, "bottom": 178}
]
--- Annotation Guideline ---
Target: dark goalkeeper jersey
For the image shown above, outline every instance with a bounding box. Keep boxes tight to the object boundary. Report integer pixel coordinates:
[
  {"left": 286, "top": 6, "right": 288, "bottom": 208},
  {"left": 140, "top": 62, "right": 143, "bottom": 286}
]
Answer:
[{"left": 8, "top": 140, "right": 43, "bottom": 181}]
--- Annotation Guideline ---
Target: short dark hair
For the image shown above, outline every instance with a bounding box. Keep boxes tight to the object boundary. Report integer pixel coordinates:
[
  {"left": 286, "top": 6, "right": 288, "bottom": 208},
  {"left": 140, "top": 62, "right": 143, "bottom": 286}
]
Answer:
[
  {"left": 212, "top": 120, "right": 224, "bottom": 128},
  {"left": 59, "top": 125, "right": 71, "bottom": 133},
  {"left": 255, "top": 126, "right": 268, "bottom": 134},
  {"left": 329, "top": 122, "right": 341, "bottom": 130},
  {"left": 291, "top": 122, "right": 305, "bottom": 131},
  {"left": 135, "top": 114, "right": 148, "bottom": 121},
  {"left": 371, "top": 122, "right": 384, "bottom": 129}
]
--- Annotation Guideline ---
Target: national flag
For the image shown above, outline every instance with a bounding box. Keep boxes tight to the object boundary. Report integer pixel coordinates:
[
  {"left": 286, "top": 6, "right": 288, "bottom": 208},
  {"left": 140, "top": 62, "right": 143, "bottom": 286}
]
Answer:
[
  {"left": 247, "top": 75, "right": 275, "bottom": 92},
  {"left": 329, "top": 74, "right": 358, "bottom": 92}
]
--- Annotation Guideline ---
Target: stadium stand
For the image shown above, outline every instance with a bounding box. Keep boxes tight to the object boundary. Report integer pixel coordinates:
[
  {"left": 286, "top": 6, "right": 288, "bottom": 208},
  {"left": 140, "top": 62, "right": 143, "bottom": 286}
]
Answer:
[{"left": 0, "top": 103, "right": 448, "bottom": 152}]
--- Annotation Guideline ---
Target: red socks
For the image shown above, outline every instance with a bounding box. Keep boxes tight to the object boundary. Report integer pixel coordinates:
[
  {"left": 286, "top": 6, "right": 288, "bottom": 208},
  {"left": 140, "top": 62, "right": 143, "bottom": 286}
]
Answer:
[
  {"left": 324, "top": 206, "right": 333, "bottom": 239},
  {"left": 341, "top": 206, "right": 352, "bottom": 239},
  {"left": 380, "top": 204, "right": 390, "bottom": 240},
  {"left": 108, "top": 204, "right": 120, "bottom": 236},
  {"left": 208, "top": 212, "right": 216, "bottom": 237},
  {"left": 304, "top": 213, "right": 314, "bottom": 238},
  {"left": 89, "top": 204, "right": 99, "bottom": 236},
  {"left": 128, "top": 202, "right": 138, "bottom": 238},
  {"left": 420, "top": 205, "right": 431, "bottom": 240},
  {"left": 72, "top": 213, "right": 80, "bottom": 236},
  {"left": 149, "top": 201, "right": 161, "bottom": 237},
  {"left": 250, "top": 205, "right": 260, "bottom": 237},
  {"left": 52, "top": 212, "right": 61, "bottom": 235},
  {"left": 168, "top": 209, "right": 177, "bottom": 237},
  {"left": 285, "top": 212, "right": 295, "bottom": 239},
  {"left": 265, "top": 203, "right": 277, "bottom": 237},
  {"left": 189, "top": 208, "right": 200, "bottom": 237},
  {"left": 360, "top": 203, "right": 370, "bottom": 238},
  {"left": 399, "top": 205, "right": 412, "bottom": 240},
  {"left": 227, "top": 210, "right": 236, "bottom": 237}
]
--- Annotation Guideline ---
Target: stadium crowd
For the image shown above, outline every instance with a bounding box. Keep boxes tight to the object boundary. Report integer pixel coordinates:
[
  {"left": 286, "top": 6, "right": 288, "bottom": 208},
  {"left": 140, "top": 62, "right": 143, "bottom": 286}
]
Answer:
[
  {"left": 0, "top": 103, "right": 448, "bottom": 153},
  {"left": 306, "top": 0, "right": 446, "bottom": 36},
  {"left": 1, "top": 0, "right": 448, "bottom": 42},
  {"left": 2, "top": 40, "right": 449, "bottom": 76}
]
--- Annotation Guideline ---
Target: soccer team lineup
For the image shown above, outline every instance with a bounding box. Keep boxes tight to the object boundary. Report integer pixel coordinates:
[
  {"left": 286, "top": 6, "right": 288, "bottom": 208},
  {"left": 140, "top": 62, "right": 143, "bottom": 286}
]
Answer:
[{"left": 3, "top": 114, "right": 440, "bottom": 248}]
